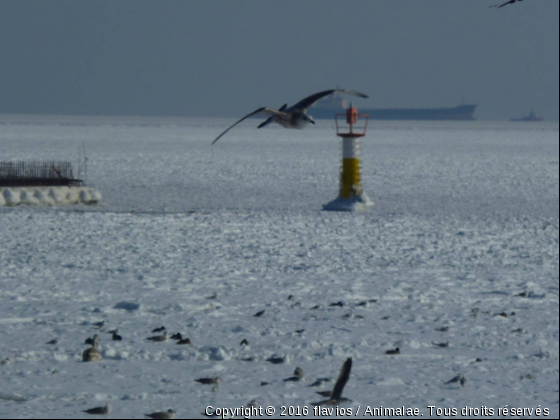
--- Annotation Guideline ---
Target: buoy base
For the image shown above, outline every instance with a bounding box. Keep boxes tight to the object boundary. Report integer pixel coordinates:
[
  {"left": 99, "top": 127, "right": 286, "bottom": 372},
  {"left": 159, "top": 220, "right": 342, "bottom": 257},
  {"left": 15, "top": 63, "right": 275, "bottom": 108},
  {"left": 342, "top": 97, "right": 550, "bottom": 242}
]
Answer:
[{"left": 323, "top": 192, "right": 373, "bottom": 212}]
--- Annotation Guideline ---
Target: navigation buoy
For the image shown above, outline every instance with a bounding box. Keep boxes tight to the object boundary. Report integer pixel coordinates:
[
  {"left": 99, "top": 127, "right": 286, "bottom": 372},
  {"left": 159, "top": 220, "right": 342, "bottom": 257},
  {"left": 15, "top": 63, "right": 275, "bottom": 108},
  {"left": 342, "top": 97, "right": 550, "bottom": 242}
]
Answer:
[{"left": 323, "top": 106, "right": 373, "bottom": 212}]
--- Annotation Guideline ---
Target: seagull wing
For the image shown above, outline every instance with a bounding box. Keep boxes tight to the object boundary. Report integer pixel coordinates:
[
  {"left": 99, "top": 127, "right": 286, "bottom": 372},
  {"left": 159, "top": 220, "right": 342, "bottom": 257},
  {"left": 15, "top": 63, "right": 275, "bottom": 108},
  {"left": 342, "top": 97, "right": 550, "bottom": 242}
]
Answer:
[
  {"left": 330, "top": 358, "right": 352, "bottom": 402},
  {"left": 211, "top": 108, "right": 290, "bottom": 145},
  {"left": 290, "top": 90, "right": 369, "bottom": 113},
  {"left": 498, "top": 0, "right": 515, "bottom": 8}
]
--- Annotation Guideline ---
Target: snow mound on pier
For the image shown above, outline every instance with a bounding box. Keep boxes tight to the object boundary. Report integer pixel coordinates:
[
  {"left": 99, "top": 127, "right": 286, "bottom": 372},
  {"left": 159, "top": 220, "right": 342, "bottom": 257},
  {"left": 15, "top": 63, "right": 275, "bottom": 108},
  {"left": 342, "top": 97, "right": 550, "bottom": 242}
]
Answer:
[{"left": 0, "top": 187, "right": 102, "bottom": 206}]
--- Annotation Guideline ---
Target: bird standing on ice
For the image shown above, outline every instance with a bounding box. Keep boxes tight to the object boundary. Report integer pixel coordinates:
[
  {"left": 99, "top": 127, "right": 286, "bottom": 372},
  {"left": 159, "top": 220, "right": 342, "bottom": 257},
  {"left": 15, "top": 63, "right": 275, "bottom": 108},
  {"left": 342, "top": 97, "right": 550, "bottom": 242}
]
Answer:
[
  {"left": 145, "top": 409, "right": 176, "bottom": 419},
  {"left": 82, "top": 335, "right": 102, "bottom": 362},
  {"left": 211, "top": 89, "right": 368, "bottom": 145},
  {"left": 195, "top": 377, "right": 222, "bottom": 386}
]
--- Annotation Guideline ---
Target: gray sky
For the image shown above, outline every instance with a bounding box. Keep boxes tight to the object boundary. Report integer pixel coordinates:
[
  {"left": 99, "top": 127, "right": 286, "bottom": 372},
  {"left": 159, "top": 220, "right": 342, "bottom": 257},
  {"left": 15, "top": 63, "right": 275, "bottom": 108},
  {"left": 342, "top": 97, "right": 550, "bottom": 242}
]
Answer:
[{"left": 0, "top": 0, "right": 558, "bottom": 120}]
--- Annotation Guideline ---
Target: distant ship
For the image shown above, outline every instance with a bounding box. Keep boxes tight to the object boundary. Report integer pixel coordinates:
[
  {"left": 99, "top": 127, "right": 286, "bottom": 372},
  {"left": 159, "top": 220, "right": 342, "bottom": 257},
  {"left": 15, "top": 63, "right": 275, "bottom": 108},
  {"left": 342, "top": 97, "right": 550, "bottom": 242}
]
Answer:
[
  {"left": 310, "top": 92, "right": 477, "bottom": 121},
  {"left": 510, "top": 110, "right": 544, "bottom": 122}
]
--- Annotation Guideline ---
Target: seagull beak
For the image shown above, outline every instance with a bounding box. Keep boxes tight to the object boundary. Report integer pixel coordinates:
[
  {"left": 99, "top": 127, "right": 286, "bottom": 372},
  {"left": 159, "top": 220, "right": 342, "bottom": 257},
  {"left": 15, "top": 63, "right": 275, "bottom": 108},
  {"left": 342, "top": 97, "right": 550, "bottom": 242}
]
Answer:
[{"left": 310, "top": 120, "right": 315, "bottom": 125}]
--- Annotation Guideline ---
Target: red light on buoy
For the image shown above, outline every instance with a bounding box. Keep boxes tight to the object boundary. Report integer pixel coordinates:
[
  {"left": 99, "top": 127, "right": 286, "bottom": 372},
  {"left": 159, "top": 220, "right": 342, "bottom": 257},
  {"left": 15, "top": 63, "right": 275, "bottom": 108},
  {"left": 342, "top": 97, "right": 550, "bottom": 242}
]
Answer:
[{"left": 335, "top": 107, "right": 369, "bottom": 138}]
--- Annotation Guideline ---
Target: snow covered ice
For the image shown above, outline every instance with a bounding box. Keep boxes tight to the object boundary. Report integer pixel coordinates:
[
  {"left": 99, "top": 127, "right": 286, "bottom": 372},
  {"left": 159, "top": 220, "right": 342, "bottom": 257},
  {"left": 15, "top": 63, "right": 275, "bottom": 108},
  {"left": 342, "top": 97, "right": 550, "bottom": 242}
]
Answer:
[{"left": 0, "top": 115, "right": 558, "bottom": 418}]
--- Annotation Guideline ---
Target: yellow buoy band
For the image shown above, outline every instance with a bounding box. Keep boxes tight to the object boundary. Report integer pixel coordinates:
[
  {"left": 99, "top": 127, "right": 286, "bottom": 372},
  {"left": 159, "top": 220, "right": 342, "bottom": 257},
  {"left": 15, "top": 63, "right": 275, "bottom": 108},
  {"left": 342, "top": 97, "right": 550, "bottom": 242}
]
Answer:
[{"left": 341, "top": 158, "right": 361, "bottom": 199}]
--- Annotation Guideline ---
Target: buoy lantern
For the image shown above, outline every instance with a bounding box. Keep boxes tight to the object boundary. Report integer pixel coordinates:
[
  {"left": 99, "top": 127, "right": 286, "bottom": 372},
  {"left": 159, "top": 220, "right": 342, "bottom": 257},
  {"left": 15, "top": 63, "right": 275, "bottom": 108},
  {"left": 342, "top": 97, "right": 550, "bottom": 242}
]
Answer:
[{"left": 323, "top": 106, "right": 373, "bottom": 212}]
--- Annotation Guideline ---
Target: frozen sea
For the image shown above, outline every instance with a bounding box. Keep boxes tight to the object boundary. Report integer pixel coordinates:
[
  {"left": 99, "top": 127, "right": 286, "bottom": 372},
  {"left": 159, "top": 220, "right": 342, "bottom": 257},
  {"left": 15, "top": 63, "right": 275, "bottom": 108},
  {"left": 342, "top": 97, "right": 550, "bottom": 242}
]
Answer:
[{"left": 0, "top": 115, "right": 558, "bottom": 419}]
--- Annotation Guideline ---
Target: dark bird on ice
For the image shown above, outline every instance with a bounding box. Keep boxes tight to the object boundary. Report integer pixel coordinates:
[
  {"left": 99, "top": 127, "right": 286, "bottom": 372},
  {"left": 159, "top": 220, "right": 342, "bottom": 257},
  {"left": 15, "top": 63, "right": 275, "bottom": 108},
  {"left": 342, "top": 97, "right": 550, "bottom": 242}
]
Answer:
[
  {"left": 312, "top": 358, "right": 352, "bottom": 406},
  {"left": 266, "top": 356, "right": 286, "bottom": 365},
  {"left": 284, "top": 367, "right": 305, "bottom": 382},
  {"left": 195, "top": 377, "right": 222, "bottom": 386},
  {"left": 145, "top": 409, "right": 176, "bottom": 419},
  {"left": 253, "top": 310, "right": 266, "bottom": 318},
  {"left": 83, "top": 404, "right": 111, "bottom": 415},
  {"left": 211, "top": 89, "right": 368, "bottom": 145},
  {"left": 170, "top": 333, "right": 183, "bottom": 341},
  {"left": 112, "top": 332, "right": 122, "bottom": 341},
  {"left": 147, "top": 332, "right": 169, "bottom": 342},
  {"left": 177, "top": 338, "right": 191, "bottom": 345},
  {"left": 385, "top": 348, "right": 401, "bottom": 355},
  {"left": 151, "top": 326, "right": 166, "bottom": 333},
  {"left": 490, "top": 0, "right": 522, "bottom": 8},
  {"left": 445, "top": 374, "right": 467, "bottom": 387},
  {"left": 308, "top": 378, "right": 331, "bottom": 388}
]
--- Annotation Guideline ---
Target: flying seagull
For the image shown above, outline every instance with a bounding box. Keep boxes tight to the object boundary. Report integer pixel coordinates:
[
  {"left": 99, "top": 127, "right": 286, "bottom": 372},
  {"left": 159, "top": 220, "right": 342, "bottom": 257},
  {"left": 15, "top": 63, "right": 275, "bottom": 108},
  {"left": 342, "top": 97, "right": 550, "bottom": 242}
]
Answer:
[
  {"left": 490, "top": 0, "right": 522, "bottom": 8},
  {"left": 312, "top": 358, "right": 352, "bottom": 406},
  {"left": 211, "top": 89, "right": 368, "bottom": 145}
]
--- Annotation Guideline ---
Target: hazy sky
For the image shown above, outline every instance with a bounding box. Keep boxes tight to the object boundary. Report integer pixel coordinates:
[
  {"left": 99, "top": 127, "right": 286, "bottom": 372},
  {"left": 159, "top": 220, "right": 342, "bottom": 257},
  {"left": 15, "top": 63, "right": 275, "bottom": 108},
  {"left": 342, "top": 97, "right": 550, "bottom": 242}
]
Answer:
[{"left": 0, "top": 0, "right": 558, "bottom": 120}]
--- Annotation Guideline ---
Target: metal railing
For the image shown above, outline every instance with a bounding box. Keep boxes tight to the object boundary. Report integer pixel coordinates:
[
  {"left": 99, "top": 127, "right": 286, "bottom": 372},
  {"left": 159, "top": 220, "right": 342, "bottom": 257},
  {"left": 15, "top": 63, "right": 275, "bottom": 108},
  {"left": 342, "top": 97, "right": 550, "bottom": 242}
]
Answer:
[{"left": 0, "top": 161, "right": 83, "bottom": 187}]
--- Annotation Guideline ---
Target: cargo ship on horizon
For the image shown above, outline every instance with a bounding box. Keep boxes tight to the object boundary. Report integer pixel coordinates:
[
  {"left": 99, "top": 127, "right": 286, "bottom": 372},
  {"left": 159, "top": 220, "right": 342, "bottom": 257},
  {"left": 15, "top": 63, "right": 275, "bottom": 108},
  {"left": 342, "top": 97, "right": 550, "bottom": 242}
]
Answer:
[{"left": 311, "top": 92, "right": 477, "bottom": 121}]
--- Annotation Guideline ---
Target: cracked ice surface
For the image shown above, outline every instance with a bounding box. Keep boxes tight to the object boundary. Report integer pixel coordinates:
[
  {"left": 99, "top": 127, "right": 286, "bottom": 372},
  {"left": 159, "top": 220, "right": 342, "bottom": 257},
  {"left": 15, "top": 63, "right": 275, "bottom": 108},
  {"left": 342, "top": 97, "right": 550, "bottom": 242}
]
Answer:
[{"left": 0, "top": 116, "right": 558, "bottom": 419}]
